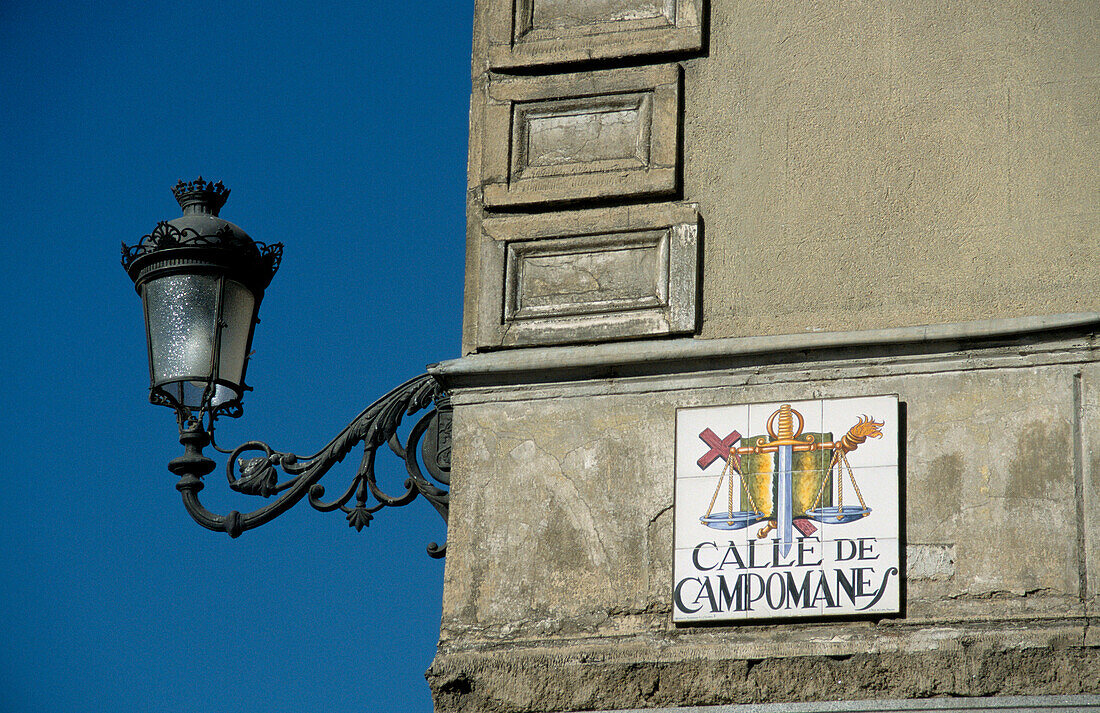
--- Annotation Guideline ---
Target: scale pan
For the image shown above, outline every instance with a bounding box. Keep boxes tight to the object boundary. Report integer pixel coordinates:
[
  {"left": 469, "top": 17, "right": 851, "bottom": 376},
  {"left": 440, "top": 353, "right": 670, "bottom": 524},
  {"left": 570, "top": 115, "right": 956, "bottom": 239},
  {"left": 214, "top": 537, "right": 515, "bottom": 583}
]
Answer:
[
  {"left": 700, "top": 511, "right": 767, "bottom": 530},
  {"left": 804, "top": 505, "right": 871, "bottom": 523}
]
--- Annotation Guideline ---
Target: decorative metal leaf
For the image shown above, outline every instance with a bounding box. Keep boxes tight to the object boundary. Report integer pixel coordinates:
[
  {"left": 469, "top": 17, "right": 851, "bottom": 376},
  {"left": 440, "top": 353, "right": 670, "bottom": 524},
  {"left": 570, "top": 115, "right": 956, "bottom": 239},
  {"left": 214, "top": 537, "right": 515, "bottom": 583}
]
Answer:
[
  {"left": 346, "top": 507, "right": 373, "bottom": 531},
  {"left": 232, "top": 456, "right": 278, "bottom": 497}
]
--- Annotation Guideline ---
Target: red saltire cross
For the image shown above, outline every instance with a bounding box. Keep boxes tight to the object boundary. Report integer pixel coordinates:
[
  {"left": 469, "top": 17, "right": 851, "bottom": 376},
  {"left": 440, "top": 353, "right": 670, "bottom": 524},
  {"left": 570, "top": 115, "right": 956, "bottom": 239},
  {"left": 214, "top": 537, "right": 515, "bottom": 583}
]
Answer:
[{"left": 697, "top": 428, "right": 741, "bottom": 470}]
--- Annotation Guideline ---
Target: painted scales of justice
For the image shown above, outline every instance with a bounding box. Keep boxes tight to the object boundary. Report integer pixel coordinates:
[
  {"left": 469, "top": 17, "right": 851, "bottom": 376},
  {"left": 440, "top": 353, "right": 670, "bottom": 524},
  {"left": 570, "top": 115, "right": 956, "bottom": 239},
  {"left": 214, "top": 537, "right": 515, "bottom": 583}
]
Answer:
[{"left": 700, "top": 404, "right": 885, "bottom": 556}]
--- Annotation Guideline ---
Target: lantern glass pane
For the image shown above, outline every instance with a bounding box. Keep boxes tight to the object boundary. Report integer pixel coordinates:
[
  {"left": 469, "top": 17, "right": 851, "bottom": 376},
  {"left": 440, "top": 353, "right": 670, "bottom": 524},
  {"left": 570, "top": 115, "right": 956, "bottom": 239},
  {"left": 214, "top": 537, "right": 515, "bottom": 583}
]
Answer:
[
  {"left": 217, "top": 280, "right": 256, "bottom": 388},
  {"left": 144, "top": 274, "right": 218, "bottom": 386},
  {"left": 209, "top": 383, "right": 237, "bottom": 408},
  {"left": 164, "top": 380, "right": 210, "bottom": 410}
]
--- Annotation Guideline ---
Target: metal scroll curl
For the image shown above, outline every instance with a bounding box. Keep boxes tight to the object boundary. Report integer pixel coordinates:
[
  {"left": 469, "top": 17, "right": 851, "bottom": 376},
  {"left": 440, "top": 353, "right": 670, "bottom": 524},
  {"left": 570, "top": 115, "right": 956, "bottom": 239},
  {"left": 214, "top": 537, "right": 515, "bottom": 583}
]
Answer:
[
  {"left": 174, "top": 373, "right": 450, "bottom": 557},
  {"left": 121, "top": 222, "right": 282, "bottom": 274}
]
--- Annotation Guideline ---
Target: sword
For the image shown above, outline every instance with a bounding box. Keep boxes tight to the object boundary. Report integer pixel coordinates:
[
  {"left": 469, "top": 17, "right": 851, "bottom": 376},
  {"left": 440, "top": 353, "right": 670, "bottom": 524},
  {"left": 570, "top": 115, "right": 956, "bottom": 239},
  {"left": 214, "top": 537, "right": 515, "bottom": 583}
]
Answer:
[
  {"left": 766, "top": 404, "right": 803, "bottom": 558},
  {"left": 776, "top": 440, "right": 794, "bottom": 557}
]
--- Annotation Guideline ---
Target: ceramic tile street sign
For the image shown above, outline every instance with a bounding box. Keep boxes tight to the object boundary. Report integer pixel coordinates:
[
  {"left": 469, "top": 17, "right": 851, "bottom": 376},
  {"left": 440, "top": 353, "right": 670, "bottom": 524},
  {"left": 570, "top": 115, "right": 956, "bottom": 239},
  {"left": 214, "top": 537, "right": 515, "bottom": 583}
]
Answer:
[{"left": 673, "top": 395, "right": 901, "bottom": 623}]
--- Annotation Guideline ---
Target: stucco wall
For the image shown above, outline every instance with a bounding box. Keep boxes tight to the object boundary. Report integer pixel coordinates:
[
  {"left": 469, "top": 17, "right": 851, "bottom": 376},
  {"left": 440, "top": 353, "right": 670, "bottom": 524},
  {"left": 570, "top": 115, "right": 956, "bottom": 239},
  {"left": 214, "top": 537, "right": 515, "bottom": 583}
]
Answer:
[
  {"left": 463, "top": 1, "right": 1098, "bottom": 353},
  {"left": 689, "top": 1, "right": 1099, "bottom": 338}
]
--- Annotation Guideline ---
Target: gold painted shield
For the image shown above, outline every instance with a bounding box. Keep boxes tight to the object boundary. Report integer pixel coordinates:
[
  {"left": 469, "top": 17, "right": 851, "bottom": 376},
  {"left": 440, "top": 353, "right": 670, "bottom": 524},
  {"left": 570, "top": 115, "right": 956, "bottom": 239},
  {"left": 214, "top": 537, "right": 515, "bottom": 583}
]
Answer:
[{"left": 739, "top": 433, "right": 833, "bottom": 516}]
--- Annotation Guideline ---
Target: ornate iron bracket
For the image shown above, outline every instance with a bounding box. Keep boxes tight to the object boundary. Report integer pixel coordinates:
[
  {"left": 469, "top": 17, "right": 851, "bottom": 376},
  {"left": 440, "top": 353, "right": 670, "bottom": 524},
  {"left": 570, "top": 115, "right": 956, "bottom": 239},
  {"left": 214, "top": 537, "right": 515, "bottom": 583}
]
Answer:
[{"left": 170, "top": 374, "right": 451, "bottom": 558}]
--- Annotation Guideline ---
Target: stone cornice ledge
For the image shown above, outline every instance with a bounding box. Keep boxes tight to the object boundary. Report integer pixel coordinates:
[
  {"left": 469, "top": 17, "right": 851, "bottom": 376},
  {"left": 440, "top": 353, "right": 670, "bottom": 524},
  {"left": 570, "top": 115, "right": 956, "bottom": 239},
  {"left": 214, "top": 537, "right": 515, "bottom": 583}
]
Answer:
[
  {"left": 598, "top": 694, "right": 1100, "bottom": 712},
  {"left": 429, "top": 313, "right": 1100, "bottom": 389}
]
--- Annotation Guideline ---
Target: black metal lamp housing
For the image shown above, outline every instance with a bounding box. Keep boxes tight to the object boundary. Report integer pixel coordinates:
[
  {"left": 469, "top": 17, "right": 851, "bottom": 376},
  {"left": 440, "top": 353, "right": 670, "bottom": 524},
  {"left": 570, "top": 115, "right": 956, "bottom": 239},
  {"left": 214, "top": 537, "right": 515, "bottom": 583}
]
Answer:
[
  {"left": 122, "top": 178, "right": 282, "bottom": 422},
  {"left": 121, "top": 180, "right": 449, "bottom": 549}
]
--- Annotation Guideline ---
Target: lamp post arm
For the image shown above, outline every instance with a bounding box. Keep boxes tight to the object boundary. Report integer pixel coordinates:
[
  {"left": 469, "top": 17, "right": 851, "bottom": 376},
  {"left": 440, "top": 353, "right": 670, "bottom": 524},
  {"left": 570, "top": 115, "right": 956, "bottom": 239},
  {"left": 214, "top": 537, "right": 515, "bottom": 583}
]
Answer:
[{"left": 170, "top": 374, "right": 451, "bottom": 557}]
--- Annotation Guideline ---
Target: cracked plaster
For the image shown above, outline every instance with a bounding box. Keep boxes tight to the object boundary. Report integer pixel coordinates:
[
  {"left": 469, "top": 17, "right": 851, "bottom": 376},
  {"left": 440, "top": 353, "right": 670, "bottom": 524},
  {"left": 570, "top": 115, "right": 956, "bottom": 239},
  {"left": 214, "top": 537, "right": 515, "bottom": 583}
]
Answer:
[{"left": 436, "top": 342, "right": 1099, "bottom": 710}]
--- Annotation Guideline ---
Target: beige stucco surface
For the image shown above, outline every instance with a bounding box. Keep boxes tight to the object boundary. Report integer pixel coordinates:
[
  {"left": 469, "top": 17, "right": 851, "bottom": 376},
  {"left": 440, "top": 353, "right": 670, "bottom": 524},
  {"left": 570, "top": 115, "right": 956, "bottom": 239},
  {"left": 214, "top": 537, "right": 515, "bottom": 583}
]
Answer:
[
  {"left": 688, "top": 1, "right": 1099, "bottom": 338},
  {"left": 1083, "top": 362, "right": 1100, "bottom": 600}
]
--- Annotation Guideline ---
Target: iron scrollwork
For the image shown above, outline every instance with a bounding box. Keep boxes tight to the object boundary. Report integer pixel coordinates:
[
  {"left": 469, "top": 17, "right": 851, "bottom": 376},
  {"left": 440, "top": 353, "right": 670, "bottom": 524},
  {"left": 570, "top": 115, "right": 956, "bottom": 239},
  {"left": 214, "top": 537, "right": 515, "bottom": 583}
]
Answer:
[
  {"left": 121, "top": 222, "right": 284, "bottom": 275},
  {"left": 171, "top": 374, "right": 451, "bottom": 557}
]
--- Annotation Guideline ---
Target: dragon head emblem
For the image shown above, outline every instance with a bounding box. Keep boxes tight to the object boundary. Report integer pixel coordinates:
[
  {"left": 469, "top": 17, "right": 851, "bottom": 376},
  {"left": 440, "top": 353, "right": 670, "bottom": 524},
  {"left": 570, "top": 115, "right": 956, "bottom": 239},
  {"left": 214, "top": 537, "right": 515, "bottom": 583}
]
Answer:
[{"left": 837, "top": 415, "right": 885, "bottom": 454}]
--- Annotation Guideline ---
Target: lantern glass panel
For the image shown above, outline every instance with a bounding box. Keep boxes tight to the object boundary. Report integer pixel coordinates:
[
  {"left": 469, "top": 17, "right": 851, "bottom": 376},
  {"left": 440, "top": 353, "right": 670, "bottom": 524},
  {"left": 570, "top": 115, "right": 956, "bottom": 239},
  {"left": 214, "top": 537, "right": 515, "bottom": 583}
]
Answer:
[
  {"left": 165, "top": 380, "right": 212, "bottom": 411},
  {"left": 216, "top": 279, "right": 256, "bottom": 388},
  {"left": 144, "top": 273, "right": 219, "bottom": 387}
]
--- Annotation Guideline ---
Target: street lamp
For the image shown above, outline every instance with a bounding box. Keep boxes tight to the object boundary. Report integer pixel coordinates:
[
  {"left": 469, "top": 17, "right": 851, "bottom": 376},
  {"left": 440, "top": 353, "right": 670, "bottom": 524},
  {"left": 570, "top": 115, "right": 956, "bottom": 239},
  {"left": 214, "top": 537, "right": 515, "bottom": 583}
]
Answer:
[{"left": 122, "top": 179, "right": 450, "bottom": 554}]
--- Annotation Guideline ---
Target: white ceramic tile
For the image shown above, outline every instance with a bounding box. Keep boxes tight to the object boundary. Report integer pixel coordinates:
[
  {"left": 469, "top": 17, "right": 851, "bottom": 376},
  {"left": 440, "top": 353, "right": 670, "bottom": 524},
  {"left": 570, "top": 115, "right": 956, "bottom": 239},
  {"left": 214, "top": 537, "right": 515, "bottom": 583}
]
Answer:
[
  {"left": 821, "top": 394, "right": 900, "bottom": 468},
  {"left": 675, "top": 403, "right": 750, "bottom": 481},
  {"left": 675, "top": 403, "right": 757, "bottom": 551},
  {"left": 673, "top": 471, "right": 753, "bottom": 549},
  {"left": 672, "top": 546, "right": 750, "bottom": 622},
  {"left": 813, "top": 464, "right": 901, "bottom": 543},
  {"left": 745, "top": 400, "right": 824, "bottom": 563},
  {"left": 820, "top": 537, "right": 902, "bottom": 616},
  {"left": 740, "top": 532, "right": 832, "bottom": 621},
  {"left": 672, "top": 396, "right": 902, "bottom": 624},
  {"left": 673, "top": 541, "right": 828, "bottom": 622}
]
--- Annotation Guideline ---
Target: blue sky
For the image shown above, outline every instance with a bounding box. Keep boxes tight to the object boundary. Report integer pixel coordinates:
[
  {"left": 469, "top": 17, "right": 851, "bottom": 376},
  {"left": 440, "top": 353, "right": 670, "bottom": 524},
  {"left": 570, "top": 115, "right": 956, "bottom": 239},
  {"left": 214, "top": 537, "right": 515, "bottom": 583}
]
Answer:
[{"left": 0, "top": 3, "right": 471, "bottom": 711}]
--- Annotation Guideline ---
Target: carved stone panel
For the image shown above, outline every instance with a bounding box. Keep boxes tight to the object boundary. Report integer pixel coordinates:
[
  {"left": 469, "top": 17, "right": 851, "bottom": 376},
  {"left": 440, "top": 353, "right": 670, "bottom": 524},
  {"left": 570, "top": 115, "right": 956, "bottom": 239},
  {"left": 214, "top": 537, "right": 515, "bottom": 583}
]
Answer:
[
  {"left": 487, "top": 0, "right": 704, "bottom": 68},
  {"left": 477, "top": 203, "right": 698, "bottom": 348},
  {"left": 506, "top": 230, "right": 668, "bottom": 321},
  {"left": 481, "top": 64, "right": 681, "bottom": 208},
  {"left": 514, "top": 93, "right": 653, "bottom": 181}
]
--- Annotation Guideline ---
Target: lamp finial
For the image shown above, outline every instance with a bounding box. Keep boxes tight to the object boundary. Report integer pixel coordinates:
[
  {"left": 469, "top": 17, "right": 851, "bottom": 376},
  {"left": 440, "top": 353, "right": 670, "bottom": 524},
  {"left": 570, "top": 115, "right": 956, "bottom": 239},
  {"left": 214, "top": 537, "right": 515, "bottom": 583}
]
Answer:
[{"left": 172, "top": 177, "right": 230, "bottom": 216}]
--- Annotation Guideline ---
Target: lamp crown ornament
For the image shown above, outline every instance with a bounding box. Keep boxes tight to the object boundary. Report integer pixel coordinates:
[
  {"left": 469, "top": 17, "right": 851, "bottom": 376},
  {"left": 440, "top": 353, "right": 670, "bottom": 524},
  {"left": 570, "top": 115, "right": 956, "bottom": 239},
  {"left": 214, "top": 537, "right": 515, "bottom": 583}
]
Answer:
[{"left": 172, "top": 176, "right": 230, "bottom": 216}]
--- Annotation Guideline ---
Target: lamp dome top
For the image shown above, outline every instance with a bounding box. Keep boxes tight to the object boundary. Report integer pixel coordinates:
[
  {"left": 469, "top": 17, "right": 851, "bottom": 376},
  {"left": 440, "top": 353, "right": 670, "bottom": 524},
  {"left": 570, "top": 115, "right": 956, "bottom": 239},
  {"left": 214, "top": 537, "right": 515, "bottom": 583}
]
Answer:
[{"left": 122, "top": 178, "right": 282, "bottom": 295}]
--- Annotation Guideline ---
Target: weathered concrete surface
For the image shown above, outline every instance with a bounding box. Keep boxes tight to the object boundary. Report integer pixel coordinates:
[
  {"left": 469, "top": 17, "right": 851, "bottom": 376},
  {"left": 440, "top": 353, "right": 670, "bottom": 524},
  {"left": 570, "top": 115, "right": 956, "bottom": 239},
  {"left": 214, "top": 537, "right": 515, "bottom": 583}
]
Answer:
[
  {"left": 441, "top": 359, "right": 1084, "bottom": 630},
  {"left": 595, "top": 694, "right": 1100, "bottom": 713},
  {"left": 1082, "top": 362, "right": 1100, "bottom": 602},
  {"left": 448, "top": 0, "right": 1100, "bottom": 708},
  {"left": 906, "top": 544, "right": 955, "bottom": 581},
  {"left": 431, "top": 334, "right": 1099, "bottom": 711},
  {"left": 686, "top": 1, "right": 1099, "bottom": 340},
  {"left": 429, "top": 645, "right": 1100, "bottom": 713}
]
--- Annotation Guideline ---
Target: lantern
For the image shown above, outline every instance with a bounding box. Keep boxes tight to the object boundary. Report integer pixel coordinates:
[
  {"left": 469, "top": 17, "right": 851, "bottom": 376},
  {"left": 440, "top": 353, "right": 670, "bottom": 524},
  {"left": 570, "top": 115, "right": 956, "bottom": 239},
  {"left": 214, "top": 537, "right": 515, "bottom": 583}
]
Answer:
[{"left": 122, "top": 178, "right": 281, "bottom": 420}]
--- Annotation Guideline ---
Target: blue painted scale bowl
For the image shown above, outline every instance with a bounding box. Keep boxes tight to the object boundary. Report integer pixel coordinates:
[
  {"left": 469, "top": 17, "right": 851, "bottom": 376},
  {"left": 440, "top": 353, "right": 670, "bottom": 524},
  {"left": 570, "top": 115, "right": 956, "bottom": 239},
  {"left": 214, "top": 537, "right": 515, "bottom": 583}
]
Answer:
[
  {"left": 699, "top": 511, "right": 768, "bottom": 530},
  {"left": 804, "top": 505, "right": 871, "bottom": 523}
]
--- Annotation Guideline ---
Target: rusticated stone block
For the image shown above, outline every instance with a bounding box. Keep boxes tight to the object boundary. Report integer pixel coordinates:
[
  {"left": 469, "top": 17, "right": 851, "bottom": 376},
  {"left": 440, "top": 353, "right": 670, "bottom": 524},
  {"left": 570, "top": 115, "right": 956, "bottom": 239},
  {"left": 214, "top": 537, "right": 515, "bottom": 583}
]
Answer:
[
  {"left": 486, "top": 0, "right": 704, "bottom": 69},
  {"left": 480, "top": 64, "right": 681, "bottom": 208},
  {"left": 475, "top": 202, "right": 698, "bottom": 347},
  {"left": 429, "top": 645, "right": 1100, "bottom": 713}
]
